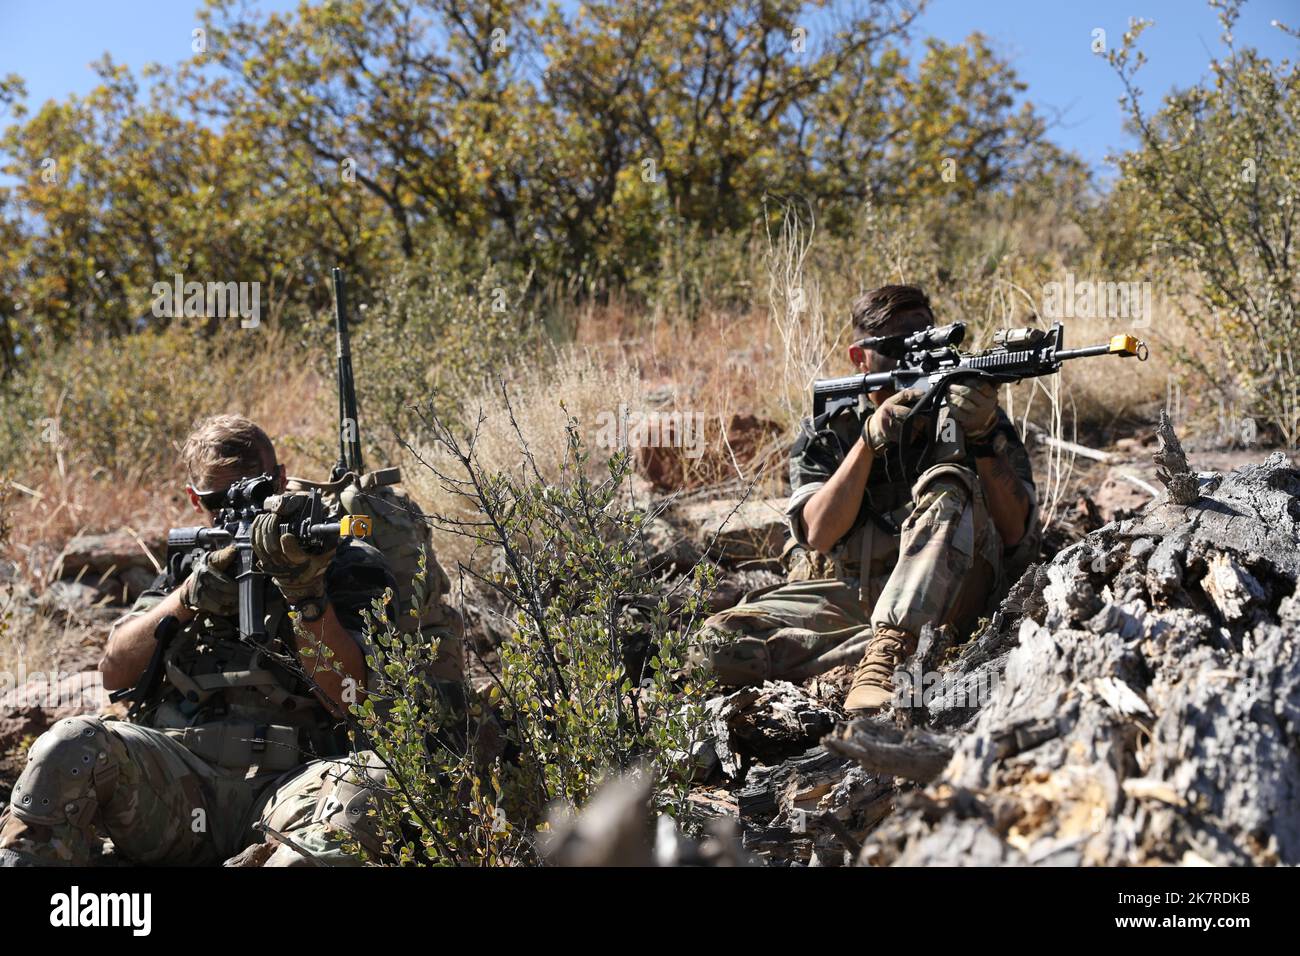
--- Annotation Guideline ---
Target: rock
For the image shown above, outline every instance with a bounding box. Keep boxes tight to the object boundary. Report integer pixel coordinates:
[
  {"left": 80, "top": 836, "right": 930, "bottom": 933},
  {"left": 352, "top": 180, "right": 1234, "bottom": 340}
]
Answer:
[
  {"left": 706, "top": 681, "right": 842, "bottom": 778},
  {"left": 120, "top": 567, "right": 161, "bottom": 601},
  {"left": 35, "top": 580, "right": 101, "bottom": 614},
  {"left": 59, "top": 530, "right": 166, "bottom": 579},
  {"left": 634, "top": 514, "right": 702, "bottom": 575},
  {"left": 633, "top": 413, "right": 780, "bottom": 493},
  {"left": 1095, "top": 471, "right": 1154, "bottom": 521},
  {"left": 542, "top": 771, "right": 753, "bottom": 866},
  {"left": 673, "top": 497, "right": 789, "bottom": 566},
  {"left": 0, "top": 671, "right": 112, "bottom": 759},
  {"left": 854, "top": 450, "right": 1300, "bottom": 866},
  {"left": 541, "top": 773, "right": 656, "bottom": 867},
  {"left": 735, "top": 746, "right": 893, "bottom": 865}
]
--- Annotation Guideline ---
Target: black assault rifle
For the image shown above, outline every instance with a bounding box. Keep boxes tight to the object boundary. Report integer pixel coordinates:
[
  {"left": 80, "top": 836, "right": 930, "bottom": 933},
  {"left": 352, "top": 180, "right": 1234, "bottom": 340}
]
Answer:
[
  {"left": 812, "top": 321, "right": 1148, "bottom": 462},
  {"left": 163, "top": 474, "right": 370, "bottom": 645},
  {"left": 110, "top": 475, "right": 370, "bottom": 717}
]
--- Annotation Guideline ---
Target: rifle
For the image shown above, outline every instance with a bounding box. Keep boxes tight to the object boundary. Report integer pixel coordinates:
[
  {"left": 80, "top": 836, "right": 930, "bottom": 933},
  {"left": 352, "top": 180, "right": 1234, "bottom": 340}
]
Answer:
[
  {"left": 812, "top": 321, "right": 1148, "bottom": 461},
  {"left": 110, "top": 476, "right": 371, "bottom": 715},
  {"left": 109, "top": 613, "right": 180, "bottom": 720},
  {"left": 163, "top": 474, "right": 371, "bottom": 644}
]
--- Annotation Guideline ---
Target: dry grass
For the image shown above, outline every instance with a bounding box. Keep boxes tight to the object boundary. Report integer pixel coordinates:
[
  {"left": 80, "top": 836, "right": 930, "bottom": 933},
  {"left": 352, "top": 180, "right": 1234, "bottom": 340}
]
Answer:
[
  {"left": 3, "top": 374, "right": 334, "bottom": 590},
  {"left": 1, "top": 222, "right": 1207, "bottom": 677},
  {"left": 401, "top": 346, "right": 646, "bottom": 572}
]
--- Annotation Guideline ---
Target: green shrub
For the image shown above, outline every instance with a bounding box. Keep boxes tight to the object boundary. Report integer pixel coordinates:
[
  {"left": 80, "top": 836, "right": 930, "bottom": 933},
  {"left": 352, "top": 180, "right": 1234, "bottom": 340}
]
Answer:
[
  {"left": 0, "top": 324, "right": 280, "bottom": 482},
  {"left": 333, "top": 238, "right": 539, "bottom": 462},
  {"left": 1107, "top": 2, "right": 1299, "bottom": 442},
  {"left": 336, "top": 411, "right": 715, "bottom": 865}
]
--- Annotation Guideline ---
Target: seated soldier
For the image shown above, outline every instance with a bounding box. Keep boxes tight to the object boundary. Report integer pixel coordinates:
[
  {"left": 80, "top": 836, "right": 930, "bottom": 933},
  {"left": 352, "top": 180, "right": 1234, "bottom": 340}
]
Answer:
[
  {"left": 0, "top": 414, "right": 452, "bottom": 866},
  {"left": 700, "top": 285, "right": 1041, "bottom": 713}
]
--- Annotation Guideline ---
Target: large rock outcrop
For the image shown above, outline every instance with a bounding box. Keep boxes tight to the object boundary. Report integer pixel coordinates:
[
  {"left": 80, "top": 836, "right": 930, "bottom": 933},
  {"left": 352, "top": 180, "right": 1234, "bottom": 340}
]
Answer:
[{"left": 834, "top": 451, "right": 1300, "bottom": 865}]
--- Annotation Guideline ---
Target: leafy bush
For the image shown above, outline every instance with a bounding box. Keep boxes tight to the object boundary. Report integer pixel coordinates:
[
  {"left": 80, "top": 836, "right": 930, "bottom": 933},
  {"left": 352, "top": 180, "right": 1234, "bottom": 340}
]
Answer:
[
  {"left": 0, "top": 326, "right": 238, "bottom": 480},
  {"left": 336, "top": 239, "right": 538, "bottom": 461},
  {"left": 1107, "top": 2, "right": 1299, "bottom": 442},
  {"left": 335, "top": 410, "right": 715, "bottom": 865}
]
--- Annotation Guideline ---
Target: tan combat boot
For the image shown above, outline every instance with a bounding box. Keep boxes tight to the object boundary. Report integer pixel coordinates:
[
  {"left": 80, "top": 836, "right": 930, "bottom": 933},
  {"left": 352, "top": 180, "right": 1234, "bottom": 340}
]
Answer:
[{"left": 844, "top": 625, "right": 919, "bottom": 714}]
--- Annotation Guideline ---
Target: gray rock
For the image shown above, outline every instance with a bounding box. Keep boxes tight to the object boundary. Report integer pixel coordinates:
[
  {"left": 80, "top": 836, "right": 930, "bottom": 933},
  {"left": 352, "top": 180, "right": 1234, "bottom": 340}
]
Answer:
[{"left": 672, "top": 497, "right": 789, "bottom": 566}]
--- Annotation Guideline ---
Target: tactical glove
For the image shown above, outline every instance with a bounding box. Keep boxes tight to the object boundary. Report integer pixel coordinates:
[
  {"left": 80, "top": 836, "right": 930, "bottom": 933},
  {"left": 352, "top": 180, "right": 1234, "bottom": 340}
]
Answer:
[
  {"left": 178, "top": 545, "right": 239, "bottom": 616},
  {"left": 863, "top": 388, "right": 924, "bottom": 454},
  {"left": 947, "top": 380, "right": 999, "bottom": 442},
  {"left": 251, "top": 494, "right": 336, "bottom": 602}
]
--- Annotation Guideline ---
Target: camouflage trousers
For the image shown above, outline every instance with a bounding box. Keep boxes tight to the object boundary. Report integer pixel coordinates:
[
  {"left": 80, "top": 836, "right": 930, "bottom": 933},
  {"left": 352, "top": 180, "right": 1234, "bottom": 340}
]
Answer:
[
  {"left": 0, "top": 716, "right": 388, "bottom": 867},
  {"left": 701, "top": 464, "right": 1000, "bottom": 685}
]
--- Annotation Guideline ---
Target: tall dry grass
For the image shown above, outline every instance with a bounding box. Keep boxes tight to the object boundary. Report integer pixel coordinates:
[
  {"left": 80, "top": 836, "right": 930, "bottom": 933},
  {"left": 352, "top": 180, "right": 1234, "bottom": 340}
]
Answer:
[{"left": 2, "top": 202, "right": 1205, "bottom": 674}]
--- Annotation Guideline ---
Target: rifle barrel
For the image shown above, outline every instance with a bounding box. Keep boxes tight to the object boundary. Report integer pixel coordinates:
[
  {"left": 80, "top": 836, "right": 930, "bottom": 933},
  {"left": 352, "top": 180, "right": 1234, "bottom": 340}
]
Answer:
[{"left": 1055, "top": 344, "right": 1112, "bottom": 361}]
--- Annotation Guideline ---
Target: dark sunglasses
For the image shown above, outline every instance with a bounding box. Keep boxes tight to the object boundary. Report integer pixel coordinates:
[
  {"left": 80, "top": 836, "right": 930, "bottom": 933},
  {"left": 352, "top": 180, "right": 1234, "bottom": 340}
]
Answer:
[{"left": 193, "top": 487, "right": 229, "bottom": 511}]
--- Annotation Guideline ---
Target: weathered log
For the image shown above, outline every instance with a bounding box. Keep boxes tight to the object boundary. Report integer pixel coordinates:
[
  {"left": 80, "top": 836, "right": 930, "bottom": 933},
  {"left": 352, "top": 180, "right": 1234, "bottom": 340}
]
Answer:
[
  {"left": 705, "top": 680, "right": 842, "bottom": 778},
  {"left": 858, "top": 450, "right": 1300, "bottom": 866},
  {"left": 824, "top": 720, "right": 955, "bottom": 783},
  {"left": 734, "top": 745, "right": 894, "bottom": 864},
  {"left": 1153, "top": 409, "right": 1199, "bottom": 504}
]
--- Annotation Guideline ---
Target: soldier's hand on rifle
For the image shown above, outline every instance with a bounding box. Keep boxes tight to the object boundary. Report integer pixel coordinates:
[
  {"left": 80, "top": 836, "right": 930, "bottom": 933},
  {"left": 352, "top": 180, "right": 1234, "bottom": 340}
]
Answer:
[
  {"left": 947, "top": 379, "right": 999, "bottom": 441},
  {"left": 178, "top": 545, "right": 239, "bottom": 616},
  {"left": 864, "top": 387, "right": 925, "bottom": 454},
  {"left": 252, "top": 494, "right": 336, "bottom": 602}
]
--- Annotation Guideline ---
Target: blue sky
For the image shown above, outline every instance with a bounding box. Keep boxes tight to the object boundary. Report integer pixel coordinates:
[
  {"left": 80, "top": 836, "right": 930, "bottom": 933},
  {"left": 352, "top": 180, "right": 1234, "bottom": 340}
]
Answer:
[{"left": 1, "top": 0, "right": 1296, "bottom": 174}]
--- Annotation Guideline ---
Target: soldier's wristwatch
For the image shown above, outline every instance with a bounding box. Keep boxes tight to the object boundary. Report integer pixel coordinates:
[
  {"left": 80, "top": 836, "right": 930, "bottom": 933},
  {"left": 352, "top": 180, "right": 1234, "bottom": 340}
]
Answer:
[{"left": 291, "top": 598, "right": 326, "bottom": 622}]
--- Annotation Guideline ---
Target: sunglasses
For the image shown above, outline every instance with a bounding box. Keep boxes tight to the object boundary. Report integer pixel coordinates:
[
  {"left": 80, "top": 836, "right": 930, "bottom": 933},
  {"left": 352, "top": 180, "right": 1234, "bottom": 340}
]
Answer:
[
  {"left": 191, "top": 486, "right": 230, "bottom": 512},
  {"left": 848, "top": 339, "right": 899, "bottom": 369}
]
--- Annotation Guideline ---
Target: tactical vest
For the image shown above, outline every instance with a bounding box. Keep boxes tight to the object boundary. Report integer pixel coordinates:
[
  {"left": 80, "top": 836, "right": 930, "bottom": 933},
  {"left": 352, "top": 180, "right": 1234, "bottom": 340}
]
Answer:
[
  {"left": 788, "top": 402, "right": 916, "bottom": 581},
  {"left": 141, "top": 581, "right": 348, "bottom": 775}
]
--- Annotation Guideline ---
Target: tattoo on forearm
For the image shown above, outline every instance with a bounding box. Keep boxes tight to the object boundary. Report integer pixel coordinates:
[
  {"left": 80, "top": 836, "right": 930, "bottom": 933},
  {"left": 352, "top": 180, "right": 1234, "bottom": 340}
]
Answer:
[{"left": 987, "top": 450, "right": 1030, "bottom": 506}]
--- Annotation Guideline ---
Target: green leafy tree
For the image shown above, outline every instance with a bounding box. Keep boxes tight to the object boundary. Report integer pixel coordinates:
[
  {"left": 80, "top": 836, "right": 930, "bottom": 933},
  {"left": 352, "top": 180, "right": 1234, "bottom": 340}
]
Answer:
[{"left": 1107, "top": 1, "right": 1299, "bottom": 441}]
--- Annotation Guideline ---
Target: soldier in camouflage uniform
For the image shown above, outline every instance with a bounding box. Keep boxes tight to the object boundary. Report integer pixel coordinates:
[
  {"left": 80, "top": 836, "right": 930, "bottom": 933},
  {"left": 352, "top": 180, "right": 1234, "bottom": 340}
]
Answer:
[
  {"left": 0, "top": 415, "right": 454, "bottom": 866},
  {"left": 701, "top": 286, "right": 1041, "bottom": 713}
]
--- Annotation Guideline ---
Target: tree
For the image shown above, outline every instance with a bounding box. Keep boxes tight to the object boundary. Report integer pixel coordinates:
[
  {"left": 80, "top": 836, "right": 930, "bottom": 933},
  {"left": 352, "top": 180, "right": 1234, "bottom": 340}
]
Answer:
[{"left": 1107, "top": 0, "right": 1298, "bottom": 442}]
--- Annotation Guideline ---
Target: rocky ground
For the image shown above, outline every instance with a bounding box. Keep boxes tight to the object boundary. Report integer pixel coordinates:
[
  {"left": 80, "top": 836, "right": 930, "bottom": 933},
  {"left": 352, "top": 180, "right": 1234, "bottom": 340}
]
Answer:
[
  {"left": 545, "top": 423, "right": 1300, "bottom": 866},
  {"left": 3, "top": 422, "right": 1297, "bottom": 866}
]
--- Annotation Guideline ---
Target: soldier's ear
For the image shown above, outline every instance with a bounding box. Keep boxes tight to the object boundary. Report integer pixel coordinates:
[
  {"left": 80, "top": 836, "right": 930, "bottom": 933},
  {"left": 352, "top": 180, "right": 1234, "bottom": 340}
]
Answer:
[
  {"left": 185, "top": 485, "right": 204, "bottom": 514},
  {"left": 849, "top": 344, "right": 866, "bottom": 369}
]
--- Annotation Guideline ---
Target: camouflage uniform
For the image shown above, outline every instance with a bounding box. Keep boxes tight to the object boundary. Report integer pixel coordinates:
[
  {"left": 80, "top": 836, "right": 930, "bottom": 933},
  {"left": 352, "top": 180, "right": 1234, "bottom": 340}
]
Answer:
[
  {"left": 701, "top": 401, "right": 1041, "bottom": 685},
  {"left": 0, "top": 540, "right": 400, "bottom": 867}
]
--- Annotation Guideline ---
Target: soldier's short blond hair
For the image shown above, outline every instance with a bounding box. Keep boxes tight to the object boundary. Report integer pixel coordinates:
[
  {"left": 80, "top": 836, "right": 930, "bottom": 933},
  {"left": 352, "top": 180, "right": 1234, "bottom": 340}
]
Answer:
[{"left": 180, "top": 414, "right": 277, "bottom": 492}]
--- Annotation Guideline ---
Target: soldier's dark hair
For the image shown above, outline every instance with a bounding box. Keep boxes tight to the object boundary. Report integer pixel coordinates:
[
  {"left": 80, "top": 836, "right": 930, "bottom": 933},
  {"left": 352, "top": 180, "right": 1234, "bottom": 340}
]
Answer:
[
  {"left": 850, "top": 285, "right": 934, "bottom": 337},
  {"left": 181, "top": 414, "right": 277, "bottom": 492}
]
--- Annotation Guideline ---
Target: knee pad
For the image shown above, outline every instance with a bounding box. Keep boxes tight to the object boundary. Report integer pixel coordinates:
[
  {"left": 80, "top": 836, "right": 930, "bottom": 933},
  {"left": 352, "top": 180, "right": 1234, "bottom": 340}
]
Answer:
[
  {"left": 9, "top": 716, "right": 119, "bottom": 828},
  {"left": 313, "top": 751, "right": 389, "bottom": 855}
]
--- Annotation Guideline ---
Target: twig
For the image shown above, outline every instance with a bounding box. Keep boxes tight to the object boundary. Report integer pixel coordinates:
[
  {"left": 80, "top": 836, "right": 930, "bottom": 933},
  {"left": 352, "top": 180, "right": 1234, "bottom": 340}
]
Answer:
[
  {"left": 253, "top": 821, "right": 331, "bottom": 867},
  {"left": 121, "top": 525, "right": 164, "bottom": 574}
]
